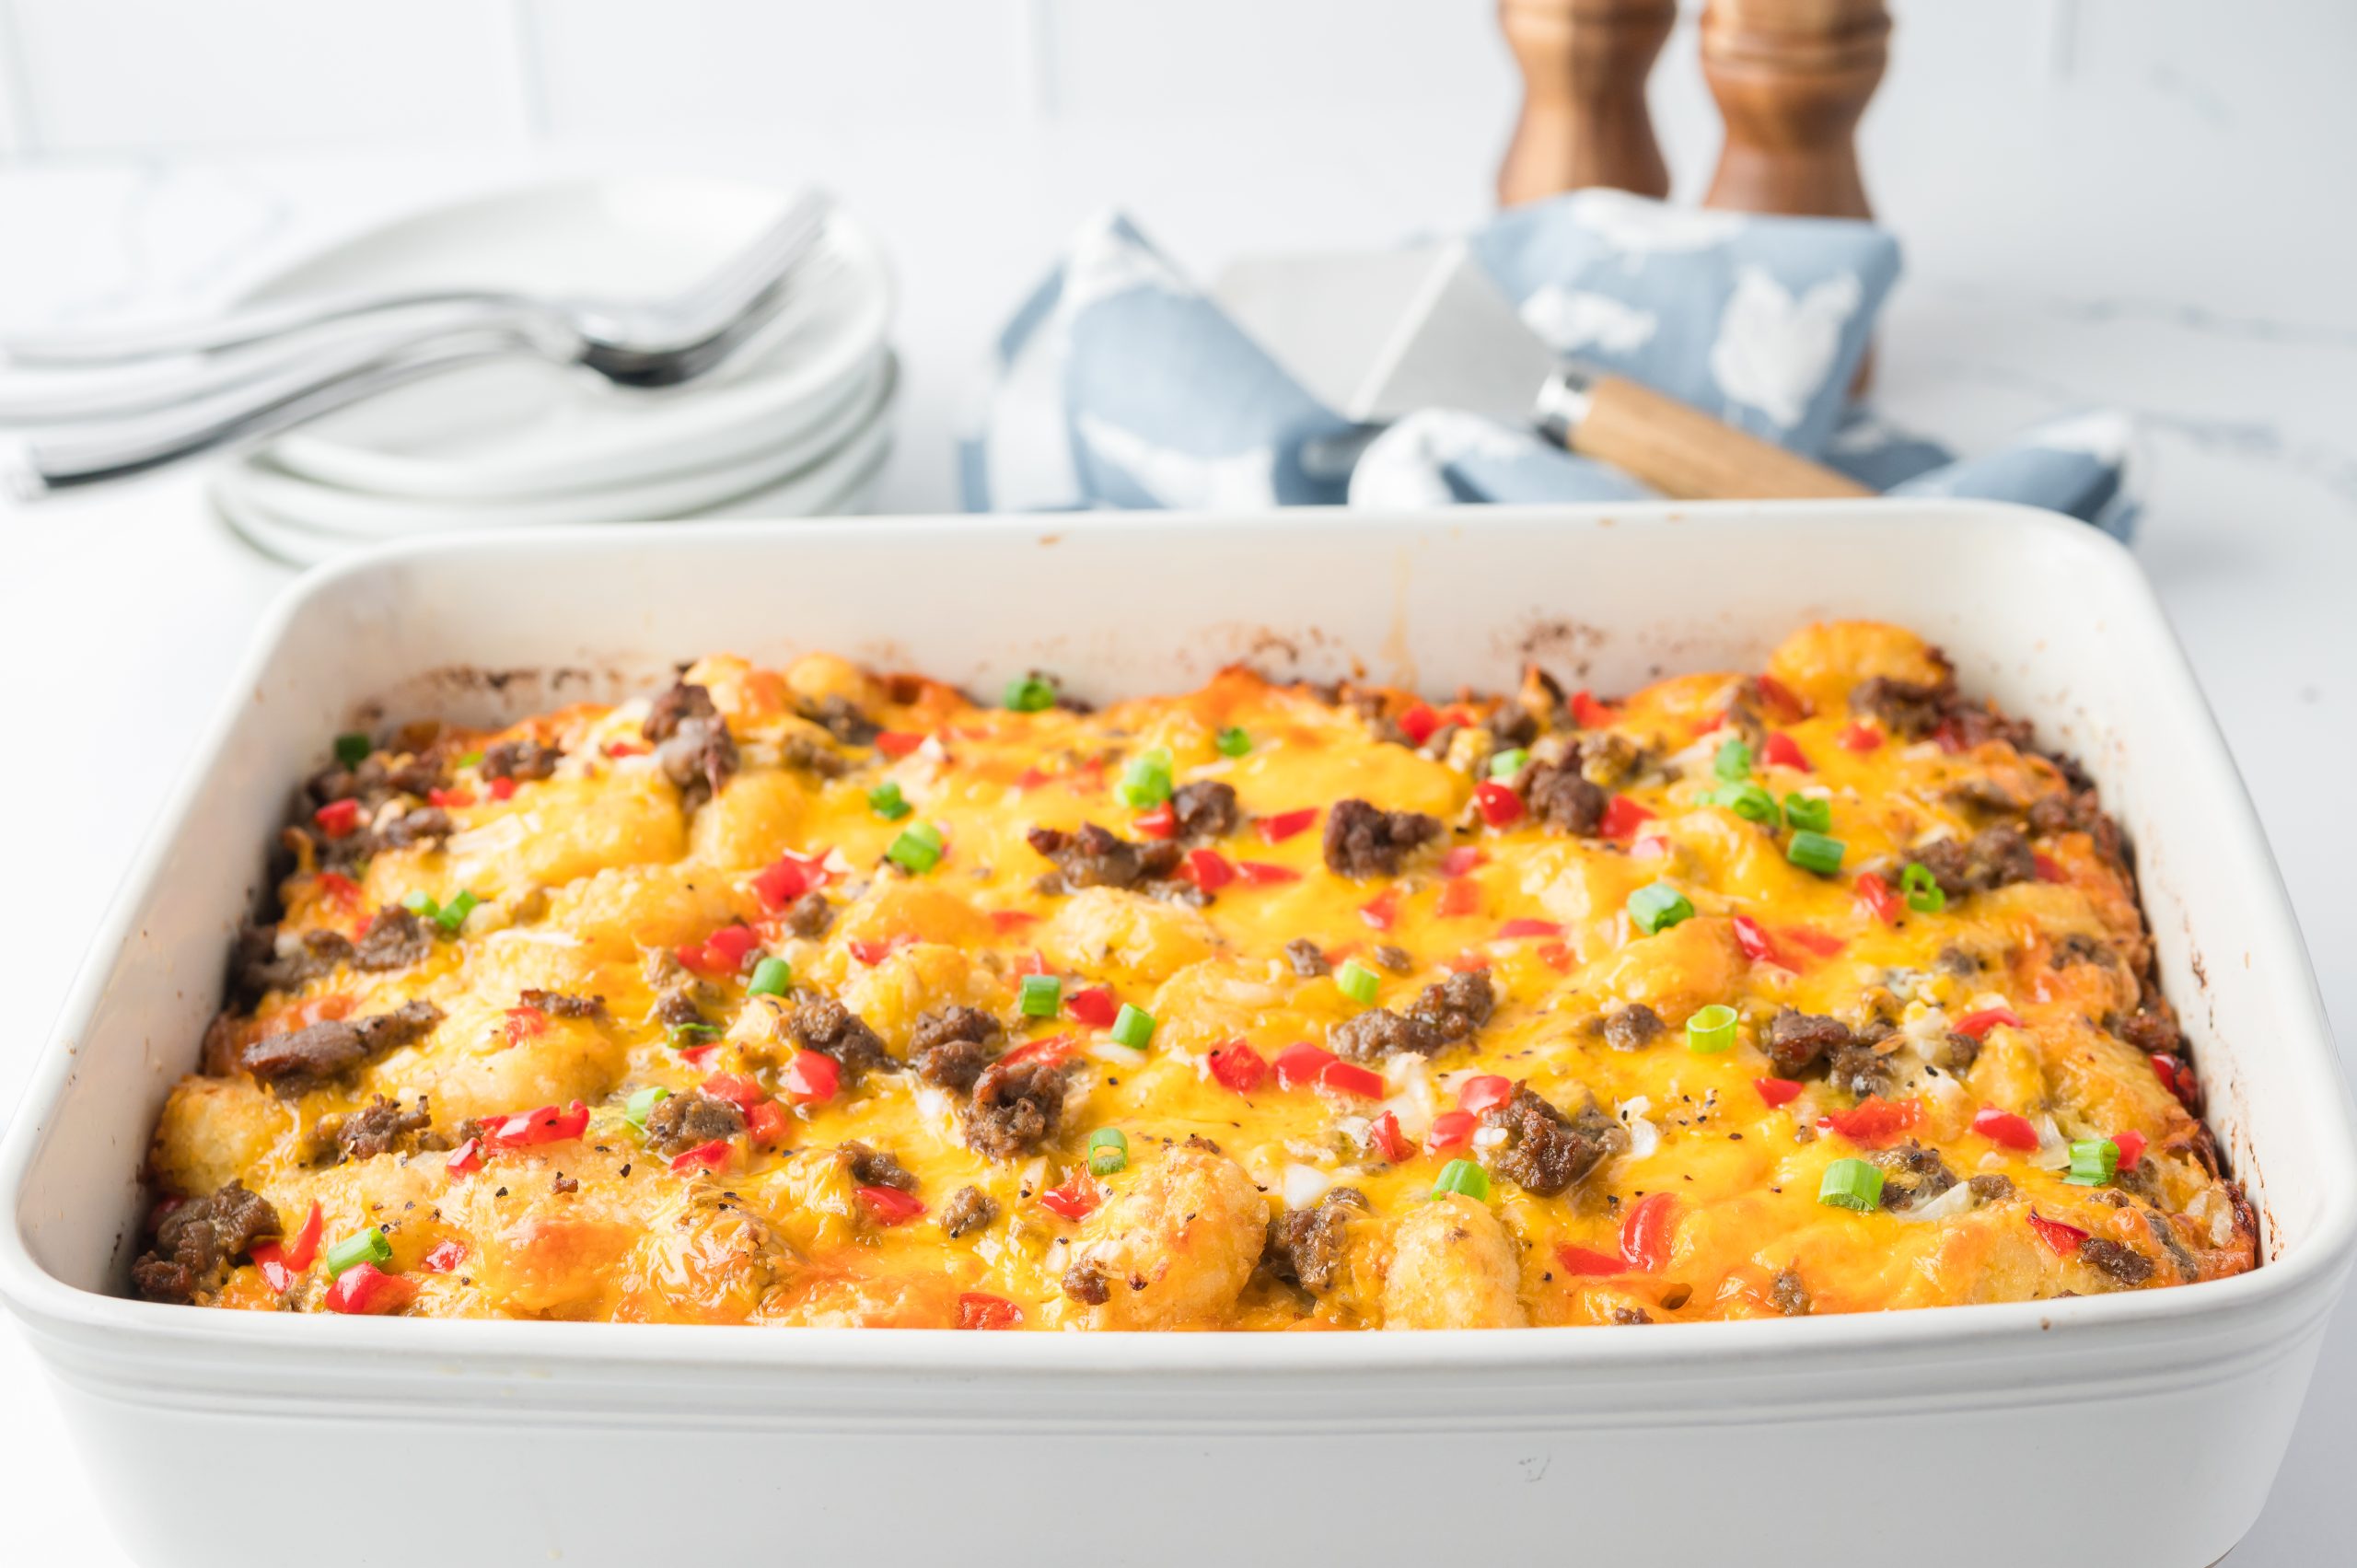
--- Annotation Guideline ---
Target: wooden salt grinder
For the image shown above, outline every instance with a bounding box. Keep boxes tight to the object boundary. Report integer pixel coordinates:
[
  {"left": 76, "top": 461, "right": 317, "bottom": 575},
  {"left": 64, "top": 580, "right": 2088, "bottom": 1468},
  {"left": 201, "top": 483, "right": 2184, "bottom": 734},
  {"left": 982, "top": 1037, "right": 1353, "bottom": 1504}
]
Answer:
[
  {"left": 1496, "top": 0, "right": 1679, "bottom": 205},
  {"left": 1699, "top": 0, "right": 1889, "bottom": 224}
]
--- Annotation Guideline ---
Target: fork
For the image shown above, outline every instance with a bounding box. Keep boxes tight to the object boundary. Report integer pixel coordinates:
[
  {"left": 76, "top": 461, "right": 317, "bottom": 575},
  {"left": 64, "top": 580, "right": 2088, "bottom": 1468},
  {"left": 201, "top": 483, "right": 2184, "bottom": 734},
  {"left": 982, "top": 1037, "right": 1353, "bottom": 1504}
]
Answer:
[{"left": 1, "top": 189, "right": 834, "bottom": 498}]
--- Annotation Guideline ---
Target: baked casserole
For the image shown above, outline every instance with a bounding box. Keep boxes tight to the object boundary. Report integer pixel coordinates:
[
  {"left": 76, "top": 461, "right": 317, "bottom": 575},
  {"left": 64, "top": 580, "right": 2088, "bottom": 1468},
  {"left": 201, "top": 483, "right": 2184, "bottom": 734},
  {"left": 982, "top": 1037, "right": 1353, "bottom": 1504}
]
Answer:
[{"left": 133, "top": 620, "right": 2256, "bottom": 1328}]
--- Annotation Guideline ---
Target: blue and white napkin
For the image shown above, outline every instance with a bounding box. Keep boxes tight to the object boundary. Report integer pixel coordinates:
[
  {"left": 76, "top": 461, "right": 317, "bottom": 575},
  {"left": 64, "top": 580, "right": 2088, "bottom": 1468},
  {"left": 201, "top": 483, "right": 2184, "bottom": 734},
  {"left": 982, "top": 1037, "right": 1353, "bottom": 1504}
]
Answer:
[{"left": 959, "top": 194, "right": 2139, "bottom": 541}]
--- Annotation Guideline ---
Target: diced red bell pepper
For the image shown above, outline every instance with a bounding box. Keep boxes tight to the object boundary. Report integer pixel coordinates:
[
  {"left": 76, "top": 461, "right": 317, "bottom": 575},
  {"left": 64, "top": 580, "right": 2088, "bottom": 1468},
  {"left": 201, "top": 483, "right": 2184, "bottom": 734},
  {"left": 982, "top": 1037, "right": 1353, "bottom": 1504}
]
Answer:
[
  {"left": 1755, "top": 674, "right": 1809, "bottom": 722},
  {"left": 1855, "top": 872, "right": 1900, "bottom": 925},
  {"left": 1474, "top": 780, "right": 1524, "bottom": 826},
  {"left": 2027, "top": 1209, "right": 2089, "bottom": 1256},
  {"left": 700, "top": 1073, "right": 765, "bottom": 1109},
  {"left": 1817, "top": 1096, "right": 1922, "bottom": 1149},
  {"left": 312, "top": 869, "right": 363, "bottom": 912},
  {"left": 1930, "top": 718, "right": 1965, "bottom": 755},
  {"left": 2151, "top": 1052, "right": 2200, "bottom": 1109},
  {"left": 1365, "top": 1110, "right": 1411, "bottom": 1163},
  {"left": 1694, "top": 712, "right": 1725, "bottom": 737},
  {"left": 670, "top": 1139, "right": 734, "bottom": 1174},
  {"left": 1039, "top": 1177, "right": 1100, "bottom": 1222},
  {"left": 1753, "top": 1077, "right": 1804, "bottom": 1109},
  {"left": 1780, "top": 925, "right": 1846, "bottom": 958},
  {"left": 2114, "top": 1130, "right": 2148, "bottom": 1169},
  {"left": 678, "top": 1045, "right": 718, "bottom": 1069},
  {"left": 1496, "top": 917, "right": 1564, "bottom": 940},
  {"left": 251, "top": 1201, "right": 324, "bottom": 1294},
  {"left": 1184, "top": 848, "right": 1237, "bottom": 892},
  {"left": 428, "top": 787, "right": 475, "bottom": 808},
  {"left": 1569, "top": 690, "right": 1615, "bottom": 729},
  {"left": 482, "top": 1100, "right": 589, "bottom": 1149},
  {"left": 998, "top": 1034, "right": 1077, "bottom": 1069},
  {"left": 857, "top": 1186, "right": 927, "bottom": 1225},
  {"left": 1760, "top": 732, "right": 1812, "bottom": 772},
  {"left": 446, "top": 1137, "right": 482, "bottom": 1177},
  {"left": 604, "top": 739, "right": 647, "bottom": 758},
  {"left": 957, "top": 1292, "right": 1024, "bottom": 1330},
  {"left": 1272, "top": 1041, "right": 1337, "bottom": 1091},
  {"left": 781, "top": 1051, "right": 840, "bottom": 1106},
  {"left": 1358, "top": 888, "right": 1401, "bottom": 931},
  {"left": 502, "top": 1004, "right": 550, "bottom": 1047},
  {"left": 1132, "top": 802, "right": 1178, "bottom": 840},
  {"left": 1457, "top": 1074, "right": 1515, "bottom": 1114},
  {"left": 313, "top": 798, "right": 362, "bottom": 838},
  {"left": 1237, "top": 860, "right": 1302, "bottom": 885},
  {"left": 848, "top": 933, "right": 918, "bottom": 967},
  {"left": 1732, "top": 915, "right": 1782, "bottom": 966},
  {"left": 1065, "top": 986, "right": 1120, "bottom": 1029},
  {"left": 1321, "top": 1060, "right": 1387, "bottom": 1098},
  {"left": 1596, "top": 795, "right": 1655, "bottom": 842},
  {"left": 744, "top": 1099, "right": 789, "bottom": 1146},
  {"left": 1955, "top": 1007, "right": 2026, "bottom": 1040},
  {"left": 1425, "top": 1109, "right": 1476, "bottom": 1153},
  {"left": 322, "top": 1263, "right": 417, "bottom": 1317},
  {"left": 987, "top": 909, "right": 1039, "bottom": 933},
  {"left": 1437, "top": 878, "right": 1481, "bottom": 917},
  {"left": 1398, "top": 703, "right": 1444, "bottom": 746},
  {"left": 1535, "top": 941, "right": 1572, "bottom": 971},
  {"left": 487, "top": 776, "right": 518, "bottom": 801},
  {"left": 2033, "top": 853, "right": 2068, "bottom": 884},
  {"left": 1258, "top": 807, "right": 1319, "bottom": 843},
  {"left": 1971, "top": 1107, "right": 2042, "bottom": 1152},
  {"left": 1620, "top": 1192, "right": 1678, "bottom": 1272},
  {"left": 1208, "top": 1040, "right": 1268, "bottom": 1095},
  {"left": 679, "top": 923, "right": 761, "bottom": 977},
  {"left": 875, "top": 730, "right": 924, "bottom": 758},
  {"left": 751, "top": 850, "right": 830, "bottom": 911},
  {"left": 1442, "top": 949, "right": 1492, "bottom": 973},
  {"left": 1440, "top": 846, "right": 1485, "bottom": 877},
  {"left": 1839, "top": 723, "right": 1883, "bottom": 752},
  {"left": 1011, "top": 949, "right": 1049, "bottom": 977},
  {"left": 1554, "top": 1244, "right": 1626, "bottom": 1277},
  {"left": 420, "top": 1239, "right": 469, "bottom": 1273}
]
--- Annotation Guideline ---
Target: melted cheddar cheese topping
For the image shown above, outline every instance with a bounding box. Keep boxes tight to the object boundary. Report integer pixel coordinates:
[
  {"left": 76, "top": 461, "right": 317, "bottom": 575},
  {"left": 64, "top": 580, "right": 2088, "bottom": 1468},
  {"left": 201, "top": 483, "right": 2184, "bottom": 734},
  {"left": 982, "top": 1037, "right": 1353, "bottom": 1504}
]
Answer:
[{"left": 137, "top": 621, "right": 2255, "bottom": 1328}]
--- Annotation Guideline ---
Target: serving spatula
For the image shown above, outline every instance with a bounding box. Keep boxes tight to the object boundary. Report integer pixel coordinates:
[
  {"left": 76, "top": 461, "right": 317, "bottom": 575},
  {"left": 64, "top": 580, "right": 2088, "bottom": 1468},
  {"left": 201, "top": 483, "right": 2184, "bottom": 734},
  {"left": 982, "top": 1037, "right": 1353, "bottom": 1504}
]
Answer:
[{"left": 1213, "top": 241, "right": 1869, "bottom": 501}]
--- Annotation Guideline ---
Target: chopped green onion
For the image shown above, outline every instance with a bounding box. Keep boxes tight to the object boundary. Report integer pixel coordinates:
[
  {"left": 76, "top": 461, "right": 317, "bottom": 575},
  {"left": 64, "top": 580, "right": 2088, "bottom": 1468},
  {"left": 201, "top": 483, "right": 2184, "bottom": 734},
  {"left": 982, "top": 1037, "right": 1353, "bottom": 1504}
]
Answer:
[
  {"left": 333, "top": 732, "right": 372, "bottom": 767},
  {"left": 1713, "top": 782, "right": 1778, "bottom": 823},
  {"left": 1335, "top": 958, "right": 1381, "bottom": 1005},
  {"left": 1216, "top": 726, "right": 1253, "bottom": 758},
  {"left": 1087, "top": 1127, "right": 1130, "bottom": 1176},
  {"left": 401, "top": 889, "right": 436, "bottom": 916},
  {"left": 624, "top": 1086, "right": 670, "bottom": 1131},
  {"left": 1687, "top": 1003, "right": 1739, "bottom": 1054},
  {"left": 1115, "top": 747, "right": 1174, "bottom": 809},
  {"left": 1817, "top": 1157, "right": 1885, "bottom": 1212},
  {"left": 433, "top": 889, "right": 479, "bottom": 935},
  {"left": 747, "top": 957, "right": 792, "bottom": 998},
  {"left": 1713, "top": 738, "right": 1753, "bottom": 783},
  {"left": 668, "top": 1021, "right": 720, "bottom": 1049},
  {"left": 887, "top": 822, "right": 944, "bottom": 875},
  {"left": 1901, "top": 862, "right": 1946, "bottom": 913},
  {"left": 457, "top": 749, "right": 484, "bottom": 769},
  {"left": 1488, "top": 748, "right": 1530, "bottom": 780},
  {"left": 1109, "top": 1004, "right": 1155, "bottom": 1051},
  {"left": 1004, "top": 673, "right": 1059, "bottom": 713},
  {"left": 1432, "top": 1159, "right": 1490, "bottom": 1201},
  {"left": 866, "top": 780, "right": 912, "bottom": 820},
  {"left": 1786, "top": 830, "right": 1846, "bottom": 877},
  {"left": 1628, "top": 882, "right": 1695, "bottom": 935},
  {"left": 2065, "top": 1138, "right": 2121, "bottom": 1186},
  {"left": 1782, "top": 793, "right": 1832, "bottom": 833},
  {"left": 323, "top": 1226, "right": 391, "bottom": 1278},
  {"left": 1019, "top": 973, "right": 1063, "bottom": 1018}
]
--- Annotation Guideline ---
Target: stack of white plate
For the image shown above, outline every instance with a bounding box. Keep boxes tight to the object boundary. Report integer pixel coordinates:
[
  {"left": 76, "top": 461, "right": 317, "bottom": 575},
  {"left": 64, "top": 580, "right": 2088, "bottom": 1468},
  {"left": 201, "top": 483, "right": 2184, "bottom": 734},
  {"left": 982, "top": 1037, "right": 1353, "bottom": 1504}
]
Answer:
[{"left": 211, "top": 178, "right": 897, "bottom": 564}]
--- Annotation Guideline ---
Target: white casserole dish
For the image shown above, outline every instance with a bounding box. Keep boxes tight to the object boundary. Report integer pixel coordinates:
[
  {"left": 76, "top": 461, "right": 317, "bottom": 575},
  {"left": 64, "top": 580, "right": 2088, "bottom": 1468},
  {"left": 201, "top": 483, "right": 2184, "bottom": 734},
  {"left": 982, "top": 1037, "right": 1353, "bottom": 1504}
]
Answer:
[{"left": 3, "top": 500, "right": 2349, "bottom": 1568}]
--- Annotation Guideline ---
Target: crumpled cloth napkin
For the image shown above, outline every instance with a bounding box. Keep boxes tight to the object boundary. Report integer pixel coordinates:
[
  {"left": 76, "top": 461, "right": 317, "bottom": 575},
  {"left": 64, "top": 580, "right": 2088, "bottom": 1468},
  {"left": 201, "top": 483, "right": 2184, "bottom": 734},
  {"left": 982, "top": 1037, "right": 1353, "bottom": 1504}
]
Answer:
[{"left": 959, "top": 193, "right": 2137, "bottom": 540}]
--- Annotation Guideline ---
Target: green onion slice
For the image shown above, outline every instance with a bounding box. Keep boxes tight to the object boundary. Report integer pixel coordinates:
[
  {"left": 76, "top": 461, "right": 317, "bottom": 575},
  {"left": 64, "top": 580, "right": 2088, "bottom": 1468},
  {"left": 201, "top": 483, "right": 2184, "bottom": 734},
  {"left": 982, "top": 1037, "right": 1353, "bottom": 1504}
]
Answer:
[
  {"left": 1817, "top": 1157, "right": 1885, "bottom": 1212},
  {"left": 1116, "top": 747, "right": 1175, "bottom": 809},
  {"left": 1004, "top": 674, "right": 1059, "bottom": 713},
  {"left": 624, "top": 1086, "right": 671, "bottom": 1130},
  {"left": 2065, "top": 1138, "right": 2121, "bottom": 1186},
  {"left": 333, "top": 732, "right": 372, "bottom": 767},
  {"left": 866, "top": 780, "right": 912, "bottom": 820},
  {"left": 1785, "top": 830, "right": 1845, "bottom": 876},
  {"left": 747, "top": 957, "right": 792, "bottom": 998},
  {"left": 1713, "top": 782, "right": 1777, "bottom": 822},
  {"left": 457, "top": 749, "right": 484, "bottom": 770},
  {"left": 402, "top": 889, "right": 436, "bottom": 916},
  {"left": 1335, "top": 958, "right": 1381, "bottom": 1005},
  {"left": 668, "top": 1021, "right": 720, "bottom": 1049},
  {"left": 1782, "top": 793, "right": 1832, "bottom": 833},
  {"left": 1216, "top": 726, "right": 1253, "bottom": 758},
  {"left": 1087, "top": 1127, "right": 1130, "bottom": 1176},
  {"left": 1432, "top": 1159, "right": 1491, "bottom": 1202},
  {"left": 1489, "top": 748, "right": 1530, "bottom": 780},
  {"left": 324, "top": 1226, "right": 391, "bottom": 1278},
  {"left": 887, "top": 822, "right": 945, "bottom": 874},
  {"left": 433, "top": 889, "right": 479, "bottom": 934},
  {"left": 1109, "top": 1004, "right": 1156, "bottom": 1051},
  {"left": 1687, "top": 1004, "right": 1739, "bottom": 1054},
  {"left": 1019, "top": 973, "right": 1063, "bottom": 1018},
  {"left": 1713, "top": 738, "right": 1753, "bottom": 783},
  {"left": 1900, "top": 862, "right": 1946, "bottom": 913},
  {"left": 1628, "top": 882, "right": 1696, "bottom": 935}
]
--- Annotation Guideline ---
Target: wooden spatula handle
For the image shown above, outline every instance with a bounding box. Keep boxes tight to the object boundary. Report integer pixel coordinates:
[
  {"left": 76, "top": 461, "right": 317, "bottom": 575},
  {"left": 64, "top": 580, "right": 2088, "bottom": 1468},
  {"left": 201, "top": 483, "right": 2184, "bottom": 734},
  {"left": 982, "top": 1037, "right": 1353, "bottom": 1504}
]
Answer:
[{"left": 1542, "top": 370, "right": 1872, "bottom": 500}]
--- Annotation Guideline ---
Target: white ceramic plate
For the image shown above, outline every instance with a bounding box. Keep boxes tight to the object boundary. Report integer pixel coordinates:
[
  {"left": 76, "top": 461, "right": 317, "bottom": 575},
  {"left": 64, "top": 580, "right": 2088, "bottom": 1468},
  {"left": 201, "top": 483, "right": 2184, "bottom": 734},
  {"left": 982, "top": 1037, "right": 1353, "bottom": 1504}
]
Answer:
[{"left": 244, "top": 176, "right": 895, "bottom": 501}]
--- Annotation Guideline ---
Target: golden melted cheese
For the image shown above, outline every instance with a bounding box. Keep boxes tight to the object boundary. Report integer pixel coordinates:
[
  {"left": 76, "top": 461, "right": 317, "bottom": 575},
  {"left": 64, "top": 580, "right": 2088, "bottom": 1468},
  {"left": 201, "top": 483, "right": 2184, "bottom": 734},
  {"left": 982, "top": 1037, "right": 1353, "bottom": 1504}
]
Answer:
[{"left": 140, "top": 621, "right": 2256, "bottom": 1328}]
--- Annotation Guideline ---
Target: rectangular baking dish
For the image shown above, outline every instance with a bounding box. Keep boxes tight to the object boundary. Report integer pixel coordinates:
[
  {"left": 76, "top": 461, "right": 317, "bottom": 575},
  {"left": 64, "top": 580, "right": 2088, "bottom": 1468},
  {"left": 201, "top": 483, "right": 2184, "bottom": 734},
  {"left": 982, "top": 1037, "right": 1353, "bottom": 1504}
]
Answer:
[{"left": 3, "top": 500, "right": 2349, "bottom": 1568}]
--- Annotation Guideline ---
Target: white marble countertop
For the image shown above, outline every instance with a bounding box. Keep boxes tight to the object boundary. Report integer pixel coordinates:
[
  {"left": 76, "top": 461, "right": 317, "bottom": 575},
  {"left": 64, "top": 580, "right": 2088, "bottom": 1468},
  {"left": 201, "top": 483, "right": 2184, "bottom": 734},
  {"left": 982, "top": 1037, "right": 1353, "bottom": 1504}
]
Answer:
[{"left": 1, "top": 103, "right": 2351, "bottom": 1561}]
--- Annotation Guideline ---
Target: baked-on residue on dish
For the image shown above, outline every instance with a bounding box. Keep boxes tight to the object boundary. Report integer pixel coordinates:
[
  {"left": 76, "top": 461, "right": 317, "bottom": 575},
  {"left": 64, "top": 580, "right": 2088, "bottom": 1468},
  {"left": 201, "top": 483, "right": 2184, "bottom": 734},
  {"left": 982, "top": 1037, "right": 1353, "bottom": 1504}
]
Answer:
[{"left": 134, "top": 621, "right": 2256, "bottom": 1327}]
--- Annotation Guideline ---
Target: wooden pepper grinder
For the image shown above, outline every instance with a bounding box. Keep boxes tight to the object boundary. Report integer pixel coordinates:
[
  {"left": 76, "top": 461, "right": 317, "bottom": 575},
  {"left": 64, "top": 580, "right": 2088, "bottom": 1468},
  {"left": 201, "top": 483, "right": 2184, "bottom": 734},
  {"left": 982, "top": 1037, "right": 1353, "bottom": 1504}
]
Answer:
[
  {"left": 1698, "top": 0, "right": 1889, "bottom": 223},
  {"left": 1496, "top": 0, "right": 1679, "bottom": 205}
]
